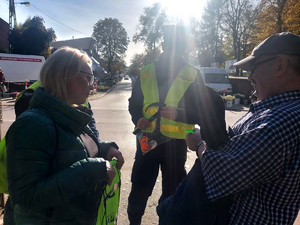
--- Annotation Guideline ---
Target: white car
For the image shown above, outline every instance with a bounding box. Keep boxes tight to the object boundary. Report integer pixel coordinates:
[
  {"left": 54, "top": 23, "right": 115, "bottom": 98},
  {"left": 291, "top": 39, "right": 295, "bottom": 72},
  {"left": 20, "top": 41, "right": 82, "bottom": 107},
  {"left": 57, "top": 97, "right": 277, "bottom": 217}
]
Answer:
[{"left": 197, "top": 67, "right": 233, "bottom": 95}]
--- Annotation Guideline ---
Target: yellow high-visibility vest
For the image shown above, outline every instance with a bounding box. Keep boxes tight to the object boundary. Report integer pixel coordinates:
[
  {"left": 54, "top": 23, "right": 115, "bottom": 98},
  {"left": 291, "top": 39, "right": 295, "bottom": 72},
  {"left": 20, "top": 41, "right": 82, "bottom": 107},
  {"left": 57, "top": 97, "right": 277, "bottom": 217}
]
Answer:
[{"left": 140, "top": 63, "right": 197, "bottom": 139}]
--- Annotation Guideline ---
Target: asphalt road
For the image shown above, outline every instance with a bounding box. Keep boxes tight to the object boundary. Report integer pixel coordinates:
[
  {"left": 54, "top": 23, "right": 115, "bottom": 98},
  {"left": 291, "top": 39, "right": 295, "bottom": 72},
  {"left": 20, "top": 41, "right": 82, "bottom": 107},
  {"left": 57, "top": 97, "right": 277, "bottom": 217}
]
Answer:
[{"left": 0, "top": 80, "right": 299, "bottom": 225}]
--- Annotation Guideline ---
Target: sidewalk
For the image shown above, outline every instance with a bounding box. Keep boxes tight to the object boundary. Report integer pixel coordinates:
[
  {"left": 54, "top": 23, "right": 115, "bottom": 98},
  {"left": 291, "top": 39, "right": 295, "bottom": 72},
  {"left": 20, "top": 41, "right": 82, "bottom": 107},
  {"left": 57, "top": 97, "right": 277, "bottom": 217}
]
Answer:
[
  {"left": 226, "top": 103, "right": 249, "bottom": 112},
  {"left": 88, "top": 89, "right": 110, "bottom": 101}
]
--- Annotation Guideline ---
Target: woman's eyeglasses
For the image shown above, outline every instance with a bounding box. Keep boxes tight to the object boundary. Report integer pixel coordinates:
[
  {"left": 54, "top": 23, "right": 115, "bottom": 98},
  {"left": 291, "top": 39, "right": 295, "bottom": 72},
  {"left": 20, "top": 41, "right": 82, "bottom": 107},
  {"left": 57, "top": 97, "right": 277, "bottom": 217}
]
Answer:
[{"left": 80, "top": 71, "right": 94, "bottom": 85}]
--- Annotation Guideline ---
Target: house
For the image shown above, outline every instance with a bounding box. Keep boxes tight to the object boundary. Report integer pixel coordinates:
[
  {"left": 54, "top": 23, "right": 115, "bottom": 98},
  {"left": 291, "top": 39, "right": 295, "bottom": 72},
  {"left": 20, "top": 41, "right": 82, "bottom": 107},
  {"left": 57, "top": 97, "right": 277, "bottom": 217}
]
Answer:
[{"left": 0, "top": 18, "right": 9, "bottom": 52}]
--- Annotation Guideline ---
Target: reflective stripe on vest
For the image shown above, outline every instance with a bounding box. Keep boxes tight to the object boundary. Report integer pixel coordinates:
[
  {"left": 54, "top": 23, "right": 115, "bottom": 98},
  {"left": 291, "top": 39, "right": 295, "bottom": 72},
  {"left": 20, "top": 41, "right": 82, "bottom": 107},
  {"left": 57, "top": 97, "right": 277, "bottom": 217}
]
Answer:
[{"left": 140, "top": 63, "right": 197, "bottom": 139}]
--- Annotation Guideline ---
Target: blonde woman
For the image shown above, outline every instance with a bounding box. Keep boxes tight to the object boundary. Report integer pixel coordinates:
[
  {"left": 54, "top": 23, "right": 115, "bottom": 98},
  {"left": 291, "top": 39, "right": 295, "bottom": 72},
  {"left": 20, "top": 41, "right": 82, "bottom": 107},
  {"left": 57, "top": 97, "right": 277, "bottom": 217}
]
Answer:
[{"left": 6, "top": 47, "right": 124, "bottom": 225}]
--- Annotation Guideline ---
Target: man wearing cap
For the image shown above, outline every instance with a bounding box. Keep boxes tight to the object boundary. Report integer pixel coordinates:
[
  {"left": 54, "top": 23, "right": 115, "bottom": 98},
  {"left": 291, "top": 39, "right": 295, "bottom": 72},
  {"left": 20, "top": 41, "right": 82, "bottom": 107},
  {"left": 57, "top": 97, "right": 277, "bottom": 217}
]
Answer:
[
  {"left": 186, "top": 32, "right": 300, "bottom": 224},
  {"left": 127, "top": 25, "right": 229, "bottom": 224}
]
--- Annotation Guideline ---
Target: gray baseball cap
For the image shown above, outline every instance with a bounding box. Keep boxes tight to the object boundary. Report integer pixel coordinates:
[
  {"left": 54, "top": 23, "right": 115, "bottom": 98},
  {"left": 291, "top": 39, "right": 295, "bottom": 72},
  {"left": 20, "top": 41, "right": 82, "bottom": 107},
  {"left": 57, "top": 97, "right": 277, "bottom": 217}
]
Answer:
[{"left": 234, "top": 32, "right": 300, "bottom": 70}]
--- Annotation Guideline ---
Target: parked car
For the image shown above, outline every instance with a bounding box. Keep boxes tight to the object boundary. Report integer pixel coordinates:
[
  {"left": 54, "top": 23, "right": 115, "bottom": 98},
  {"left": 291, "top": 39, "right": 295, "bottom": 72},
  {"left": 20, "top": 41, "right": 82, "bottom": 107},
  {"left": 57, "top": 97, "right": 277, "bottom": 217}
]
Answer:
[
  {"left": 124, "top": 75, "right": 130, "bottom": 80},
  {"left": 197, "top": 67, "right": 233, "bottom": 95}
]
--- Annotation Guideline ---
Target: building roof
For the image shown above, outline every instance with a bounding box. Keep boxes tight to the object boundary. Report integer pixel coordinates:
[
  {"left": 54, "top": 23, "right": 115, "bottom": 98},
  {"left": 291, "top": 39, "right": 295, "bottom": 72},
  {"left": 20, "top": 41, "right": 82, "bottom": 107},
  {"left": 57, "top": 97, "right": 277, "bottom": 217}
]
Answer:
[{"left": 50, "top": 37, "right": 96, "bottom": 51}]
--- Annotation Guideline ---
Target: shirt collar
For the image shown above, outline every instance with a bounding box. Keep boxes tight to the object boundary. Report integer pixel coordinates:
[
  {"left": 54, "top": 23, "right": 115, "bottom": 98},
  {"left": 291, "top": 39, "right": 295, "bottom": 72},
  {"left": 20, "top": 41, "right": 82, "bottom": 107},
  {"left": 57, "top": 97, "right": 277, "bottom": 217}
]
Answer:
[{"left": 249, "top": 90, "right": 300, "bottom": 113}]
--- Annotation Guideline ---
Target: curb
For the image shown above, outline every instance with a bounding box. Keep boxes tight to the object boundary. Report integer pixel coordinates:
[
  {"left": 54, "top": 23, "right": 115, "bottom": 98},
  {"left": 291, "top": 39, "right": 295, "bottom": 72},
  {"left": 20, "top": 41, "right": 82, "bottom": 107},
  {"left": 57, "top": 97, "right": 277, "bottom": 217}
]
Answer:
[
  {"left": 1, "top": 97, "right": 15, "bottom": 107},
  {"left": 88, "top": 85, "right": 116, "bottom": 101},
  {"left": 226, "top": 104, "right": 249, "bottom": 112}
]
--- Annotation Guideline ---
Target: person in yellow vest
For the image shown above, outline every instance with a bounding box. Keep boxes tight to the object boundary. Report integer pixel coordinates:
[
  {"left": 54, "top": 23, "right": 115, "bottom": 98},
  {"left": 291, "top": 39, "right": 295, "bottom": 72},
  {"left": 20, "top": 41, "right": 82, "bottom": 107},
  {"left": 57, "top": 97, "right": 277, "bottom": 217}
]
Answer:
[{"left": 127, "top": 25, "right": 229, "bottom": 225}]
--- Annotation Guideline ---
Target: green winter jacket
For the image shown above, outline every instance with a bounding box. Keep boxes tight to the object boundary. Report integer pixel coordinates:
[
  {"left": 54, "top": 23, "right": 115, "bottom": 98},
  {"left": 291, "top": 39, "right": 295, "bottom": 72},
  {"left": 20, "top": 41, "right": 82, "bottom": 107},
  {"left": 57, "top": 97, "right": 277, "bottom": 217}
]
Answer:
[{"left": 6, "top": 88, "right": 116, "bottom": 225}]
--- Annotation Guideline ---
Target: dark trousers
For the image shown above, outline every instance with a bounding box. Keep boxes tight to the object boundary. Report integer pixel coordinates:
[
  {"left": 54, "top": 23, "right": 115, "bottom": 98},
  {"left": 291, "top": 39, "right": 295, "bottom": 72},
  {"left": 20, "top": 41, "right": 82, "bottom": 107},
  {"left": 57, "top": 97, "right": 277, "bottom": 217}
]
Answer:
[
  {"left": 127, "top": 139, "right": 187, "bottom": 225},
  {"left": 4, "top": 197, "right": 15, "bottom": 225},
  {"left": 157, "top": 158, "right": 233, "bottom": 225}
]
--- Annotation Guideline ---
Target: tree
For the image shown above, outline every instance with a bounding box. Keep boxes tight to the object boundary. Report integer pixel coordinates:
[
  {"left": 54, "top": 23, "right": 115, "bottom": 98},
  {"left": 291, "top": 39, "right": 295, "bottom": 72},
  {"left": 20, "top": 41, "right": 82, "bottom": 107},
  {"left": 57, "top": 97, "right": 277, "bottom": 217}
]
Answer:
[
  {"left": 256, "top": 0, "right": 300, "bottom": 41},
  {"left": 282, "top": 0, "right": 300, "bottom": 34},
  {"left": 93, "top": 18, "right": 129, "bottom": 74},
  {"left": 256, "top": 0, "right": 288, "bottom": 40},
  {"left": 9, "top": 16, "right": 56, "bottom": 58},
  {"left": 221, "top": 0, "right": 258, "bottom": 74},
  {"left": 111, "top": 59, "right": 126, "bottom": 75},
  {"left": 222, "top": 0, "right": 258, "bottom": 60},
  {"left": 128, "top": 53, "right": 145, "bottom": 77},
  {"left": 195, "top": 0, "right": 225, "bottom": 66},
  {"left": 133, "top": 3, "right": 168, "bottom": 54}
]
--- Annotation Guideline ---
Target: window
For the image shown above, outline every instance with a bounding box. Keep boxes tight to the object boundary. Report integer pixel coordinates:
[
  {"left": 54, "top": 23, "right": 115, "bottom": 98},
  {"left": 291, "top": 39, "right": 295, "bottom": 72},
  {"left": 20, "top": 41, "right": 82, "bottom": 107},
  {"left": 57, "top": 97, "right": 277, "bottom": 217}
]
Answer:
[{"left": 204, "top": 73, "right": 230, "bottom": 84}]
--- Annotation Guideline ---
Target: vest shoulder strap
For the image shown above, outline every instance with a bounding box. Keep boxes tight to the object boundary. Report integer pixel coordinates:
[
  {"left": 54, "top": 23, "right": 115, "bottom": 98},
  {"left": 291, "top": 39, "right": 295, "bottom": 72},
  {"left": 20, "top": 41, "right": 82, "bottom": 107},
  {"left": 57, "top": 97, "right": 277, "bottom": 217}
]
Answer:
[
  {"left": 140, "top": 63, "right": 155, "bottom": 78},
  {"left": 165, "top": 64, "right": 197, "bottom": 107},
  {"left": 140, "top": 63, "right": 159, "bottom": 104}
]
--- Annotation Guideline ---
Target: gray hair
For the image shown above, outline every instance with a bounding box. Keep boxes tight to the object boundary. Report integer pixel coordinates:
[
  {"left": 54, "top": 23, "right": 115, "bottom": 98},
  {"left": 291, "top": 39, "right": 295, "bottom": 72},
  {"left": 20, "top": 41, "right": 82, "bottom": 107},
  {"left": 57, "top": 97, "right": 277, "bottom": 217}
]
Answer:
[{"left": 40, "top": 46, "right": 92, "bottom": 102}]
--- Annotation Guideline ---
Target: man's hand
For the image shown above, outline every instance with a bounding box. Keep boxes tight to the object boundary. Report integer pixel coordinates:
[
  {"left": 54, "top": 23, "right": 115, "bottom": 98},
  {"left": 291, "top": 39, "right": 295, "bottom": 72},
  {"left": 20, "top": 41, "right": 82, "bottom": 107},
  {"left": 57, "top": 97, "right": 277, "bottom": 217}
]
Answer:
[
  {"left": 106, "top": 161, "right": 116, "bottom": 186},
  {"left": 161, "top": 106, "right": 178, "bottom": 120},
  {"left": 137, "top": 117, "right": 151, "bottom": 130},
  {"left": 106, "top": 146, "right": 124, "bottom": 170},
  {"left": 185, "top": 128, "right": 202, "bottom": 151},
  {"left": 185, "top": 128, "right": 206, "bottom": 159}
]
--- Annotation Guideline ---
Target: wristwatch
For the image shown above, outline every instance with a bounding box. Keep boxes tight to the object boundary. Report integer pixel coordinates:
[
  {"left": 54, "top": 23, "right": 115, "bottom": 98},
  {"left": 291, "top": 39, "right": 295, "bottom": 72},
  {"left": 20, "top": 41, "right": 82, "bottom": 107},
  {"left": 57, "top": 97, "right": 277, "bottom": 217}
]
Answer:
[
  {"left": 195, "top": 140, "right": 204, "bottom": 151},
  {"left": 195, "top": 140, "right": 205, "bottom": 158}
]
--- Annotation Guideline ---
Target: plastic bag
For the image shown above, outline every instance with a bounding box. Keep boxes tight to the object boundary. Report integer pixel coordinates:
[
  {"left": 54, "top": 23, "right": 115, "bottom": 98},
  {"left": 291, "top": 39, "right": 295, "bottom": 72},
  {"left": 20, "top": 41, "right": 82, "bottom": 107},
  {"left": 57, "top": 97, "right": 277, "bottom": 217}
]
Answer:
[
  {"left": 96, "top": 160, "right": 121, "bottom": 225},
  {"left": 0, "top": 137, "right": 8, "bottom": 193}
]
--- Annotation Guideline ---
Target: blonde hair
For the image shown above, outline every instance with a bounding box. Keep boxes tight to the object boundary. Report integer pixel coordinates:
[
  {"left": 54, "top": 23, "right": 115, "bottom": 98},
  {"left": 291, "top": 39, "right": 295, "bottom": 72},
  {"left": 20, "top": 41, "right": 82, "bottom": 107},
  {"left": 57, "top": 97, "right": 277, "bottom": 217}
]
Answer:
[{"left": 40, "top": 46, "right": 92, "bottom": 102}]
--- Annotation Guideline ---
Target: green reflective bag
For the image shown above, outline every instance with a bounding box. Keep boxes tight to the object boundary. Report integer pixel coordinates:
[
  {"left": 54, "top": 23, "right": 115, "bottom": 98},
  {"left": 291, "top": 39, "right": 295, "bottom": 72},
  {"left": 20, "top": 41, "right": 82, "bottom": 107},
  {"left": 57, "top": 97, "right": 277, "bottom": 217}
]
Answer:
[
  {"left": 0, "top": 137, "right": 8, "bottom": 193},
  {"left": 96, "top": 160, "right": 121, "bottom": 225}
]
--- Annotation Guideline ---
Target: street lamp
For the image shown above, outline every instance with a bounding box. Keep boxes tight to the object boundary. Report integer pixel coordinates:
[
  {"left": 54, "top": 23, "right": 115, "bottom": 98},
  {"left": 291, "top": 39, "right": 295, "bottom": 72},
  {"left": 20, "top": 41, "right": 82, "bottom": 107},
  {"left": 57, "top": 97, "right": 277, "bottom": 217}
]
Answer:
[
  {"left": 9, "top": 0, "right": 30, "bottom": 30},
  {"left": 17, "top": 1, "right": 30, "bottom": 6}
]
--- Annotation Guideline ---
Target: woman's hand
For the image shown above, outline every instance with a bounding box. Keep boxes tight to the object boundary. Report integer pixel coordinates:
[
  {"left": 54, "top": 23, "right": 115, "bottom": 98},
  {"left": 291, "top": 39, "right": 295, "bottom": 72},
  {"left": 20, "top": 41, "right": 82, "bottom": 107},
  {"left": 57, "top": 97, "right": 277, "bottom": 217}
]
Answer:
[
  {"left": 137, "top": 117, "right": 151, "bottom": 130},
  {"left": 106, "top": 161, "right": 116, "bottom": 185},
  {"left": 106, "top": 146, "right": 124, "bottom": 170}
]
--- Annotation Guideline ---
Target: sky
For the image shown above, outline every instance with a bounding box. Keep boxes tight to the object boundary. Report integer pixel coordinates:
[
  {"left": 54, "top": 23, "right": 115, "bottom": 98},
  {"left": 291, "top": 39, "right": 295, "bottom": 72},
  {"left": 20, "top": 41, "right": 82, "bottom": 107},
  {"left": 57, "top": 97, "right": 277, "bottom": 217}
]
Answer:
[{"left": 0, "top": 0, "right": 207, "bottom": 66}]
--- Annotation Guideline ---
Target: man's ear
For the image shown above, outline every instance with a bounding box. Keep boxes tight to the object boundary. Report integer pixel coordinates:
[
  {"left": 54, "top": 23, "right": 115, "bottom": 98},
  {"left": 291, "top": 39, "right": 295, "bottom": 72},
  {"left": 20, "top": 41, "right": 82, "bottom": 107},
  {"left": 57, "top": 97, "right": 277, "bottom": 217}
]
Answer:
[{"left": 276, "top": 55, "right": 289, "bottom": 77}]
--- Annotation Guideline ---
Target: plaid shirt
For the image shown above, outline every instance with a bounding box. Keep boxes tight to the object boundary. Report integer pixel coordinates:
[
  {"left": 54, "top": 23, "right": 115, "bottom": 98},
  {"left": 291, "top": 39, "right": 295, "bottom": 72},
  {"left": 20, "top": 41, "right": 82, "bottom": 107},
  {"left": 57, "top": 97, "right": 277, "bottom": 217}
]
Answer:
[{"left": 201, "top": 90, "right": 300, "bottom": 225}]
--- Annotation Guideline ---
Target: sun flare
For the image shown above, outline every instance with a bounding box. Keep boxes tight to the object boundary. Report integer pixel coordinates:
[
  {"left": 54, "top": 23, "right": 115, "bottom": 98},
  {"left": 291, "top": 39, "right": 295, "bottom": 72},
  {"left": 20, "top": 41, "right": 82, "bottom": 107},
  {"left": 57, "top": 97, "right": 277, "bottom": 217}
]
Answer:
[{"left": 159, "top": 0, "right": 205, "bottom": 24}]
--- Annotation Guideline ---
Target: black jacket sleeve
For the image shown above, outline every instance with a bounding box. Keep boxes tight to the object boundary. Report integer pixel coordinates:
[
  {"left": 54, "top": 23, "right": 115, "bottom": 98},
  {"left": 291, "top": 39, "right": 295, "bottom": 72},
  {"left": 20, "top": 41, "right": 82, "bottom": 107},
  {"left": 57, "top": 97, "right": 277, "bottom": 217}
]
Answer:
[
  {"left": 128, "top": 76, "right": 144, "bottom": 126},
  {"left": 177, "top": 82, "right": 229, "bottom": 150}
]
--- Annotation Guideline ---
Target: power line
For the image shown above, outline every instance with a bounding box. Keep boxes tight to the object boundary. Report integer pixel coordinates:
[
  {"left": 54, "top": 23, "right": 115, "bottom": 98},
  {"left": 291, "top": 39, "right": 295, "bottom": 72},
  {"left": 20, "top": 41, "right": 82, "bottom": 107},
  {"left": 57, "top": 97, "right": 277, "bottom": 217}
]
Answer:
[{"left": 29, "top": 3, "right": 88, "bottom": 35}]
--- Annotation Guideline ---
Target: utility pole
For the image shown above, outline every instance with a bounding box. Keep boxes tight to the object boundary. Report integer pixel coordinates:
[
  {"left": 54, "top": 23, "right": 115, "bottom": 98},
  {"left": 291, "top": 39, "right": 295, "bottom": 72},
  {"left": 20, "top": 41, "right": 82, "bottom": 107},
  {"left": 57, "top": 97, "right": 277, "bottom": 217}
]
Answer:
[
  {"left": 9, "top": 0, "right": 17, "bottom": 30},
  {"left": 8, "top": 0, "right": 30, "bottom": 53},
  {"left": 9, "top": 0, "right": 16, "bottom": 53}
]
